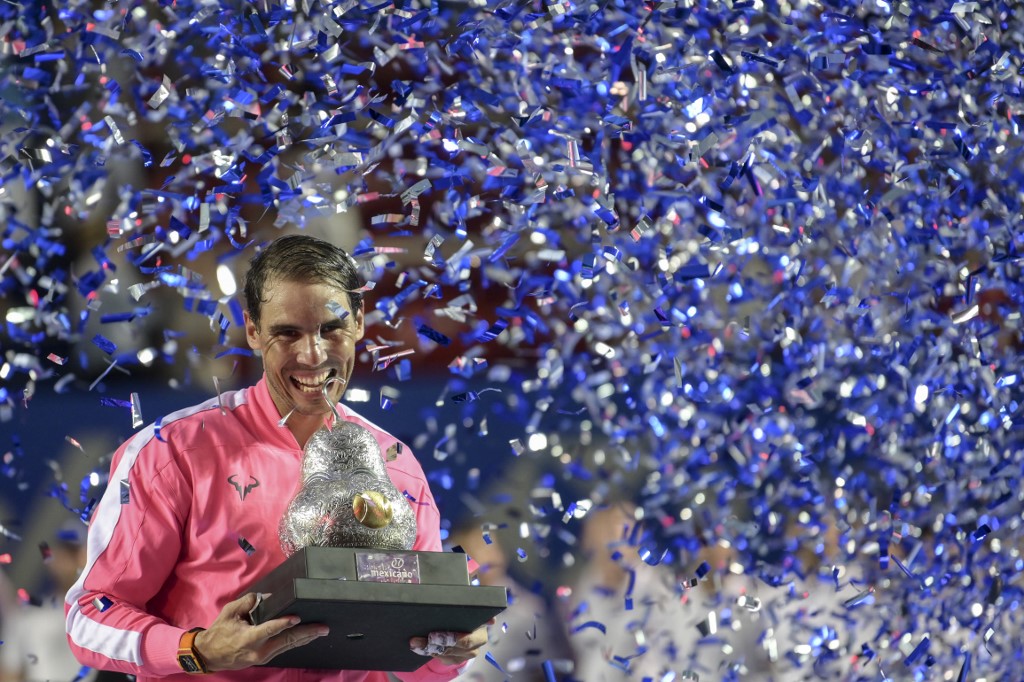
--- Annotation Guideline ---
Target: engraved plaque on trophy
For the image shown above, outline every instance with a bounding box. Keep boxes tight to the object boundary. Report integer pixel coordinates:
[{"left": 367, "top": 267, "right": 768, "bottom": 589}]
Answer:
[{"left": 244, "top": 420, "right": 508, "bottom": 671}]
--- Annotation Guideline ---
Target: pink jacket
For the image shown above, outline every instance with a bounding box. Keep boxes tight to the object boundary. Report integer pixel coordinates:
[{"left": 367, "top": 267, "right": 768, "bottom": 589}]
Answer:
[{"left": 65, "top": 376, "right": 460, "bottom": 682}]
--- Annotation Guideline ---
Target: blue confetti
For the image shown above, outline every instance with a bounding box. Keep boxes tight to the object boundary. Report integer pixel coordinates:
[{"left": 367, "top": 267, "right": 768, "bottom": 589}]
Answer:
[
  {"left": 2, "top": 2, "right": 1024, "bottom": 678},
  {"left": 238, "top": 536, "right": 256, "bottom": 556},
  {"left": 416, "top": 324, "right": 451, "bottom": 346},
  {"left": 484, "top": 652, "right": 503, "bottom": 672},
  {"left": 90, "top": 334, "right": 117, "bottom": 355},
  {"left": 571, "top": 621, "right": 607, "bottom": 635},
  {"left": 903, "top": 636, "right": 930, "bottom": 667}
]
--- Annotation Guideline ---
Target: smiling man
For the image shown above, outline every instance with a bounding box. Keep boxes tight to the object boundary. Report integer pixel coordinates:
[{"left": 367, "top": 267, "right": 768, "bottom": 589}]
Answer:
[
  {"left": 241, "top": 237, "right": 366, "bottom": 450},
  {"left": 65, "top": 235, "right": 486, "bottom": 681}
]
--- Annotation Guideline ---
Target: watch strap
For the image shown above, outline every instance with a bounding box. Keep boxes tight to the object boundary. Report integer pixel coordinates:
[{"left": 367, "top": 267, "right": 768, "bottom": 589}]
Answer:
[{"left": 177, "top": 627, "right": 208, "bottom": 674}]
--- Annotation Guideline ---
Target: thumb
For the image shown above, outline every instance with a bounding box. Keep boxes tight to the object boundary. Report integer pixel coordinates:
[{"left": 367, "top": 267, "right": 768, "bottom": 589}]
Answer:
[{"left": 223, "top": 593, "right": 260, "bottom": 619}]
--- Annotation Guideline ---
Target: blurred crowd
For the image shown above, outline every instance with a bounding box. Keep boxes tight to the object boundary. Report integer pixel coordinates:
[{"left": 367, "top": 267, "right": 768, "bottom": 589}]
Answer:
[
  {"left": 0, "top": 520, "right": 95, "bottom": 682},
  {"left": 450, "top": 503, "right": 874, "bottom": 682}
]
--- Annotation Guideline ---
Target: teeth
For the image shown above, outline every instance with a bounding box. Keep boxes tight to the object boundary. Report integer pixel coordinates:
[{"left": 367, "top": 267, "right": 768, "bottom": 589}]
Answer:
[{"left": 293, "top": 370, "right": 331, "bottom": 392}]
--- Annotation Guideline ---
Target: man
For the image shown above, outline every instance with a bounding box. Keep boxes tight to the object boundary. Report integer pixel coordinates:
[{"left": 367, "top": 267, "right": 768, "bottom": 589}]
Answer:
[{"left": 65, "top": 234, "right": 486, "bottom": 680}]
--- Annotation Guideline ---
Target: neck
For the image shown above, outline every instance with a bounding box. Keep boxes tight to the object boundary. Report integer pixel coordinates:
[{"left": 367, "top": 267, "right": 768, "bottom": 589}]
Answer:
[{"left": 285, "top": 411, "right": 332, "bottom": 450}]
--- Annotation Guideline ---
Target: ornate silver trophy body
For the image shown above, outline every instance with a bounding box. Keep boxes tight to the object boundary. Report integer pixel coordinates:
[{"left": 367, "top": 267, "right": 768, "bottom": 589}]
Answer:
[
  {"left": 279, "top": 419, "right": 417, "bottom": 556},
  {"left": 250, "top": 381, "right": 507, "bottom": 671}
]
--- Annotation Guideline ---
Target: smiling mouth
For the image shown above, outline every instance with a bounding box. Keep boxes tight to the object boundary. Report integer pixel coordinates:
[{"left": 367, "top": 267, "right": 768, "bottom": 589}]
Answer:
[{"left": 291, "top": 369, "right": 338, "bottom": 394}]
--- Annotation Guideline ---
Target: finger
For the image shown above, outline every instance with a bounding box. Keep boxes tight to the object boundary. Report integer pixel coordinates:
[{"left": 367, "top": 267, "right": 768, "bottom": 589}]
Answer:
[
  {"left": 429, "top": 631, "right": 459, "bottom": 655},
  {"left": 462, "top": 627, "right": 490, "bottom": 649},
  {"left": 440, "top": 637, "right": 485, "bottom": 658},
  {"left": 409, "top": 636, "right": 447, "bottom": 657},
  {"left": 410, "top": 630, "right": 478, "bottom": 656},
  {"left": 458, "top": 630, "right": 485, "bottom": 647},
  {"left": 223, "top": 592, "right": 259, "bottom": 617},
  {"left": 461, "top": 622, "right": 493, "bottom": 650},
  {"left": 251, "top": 614, "right": 302, "bottom": 641},
  {"left": 433, "top": 649, "right": 479, "bottom": 666},
  {"left": 263, "top": 625, "right": 330, "bottom": 663},
  {"left": 439, "top": 630, "right": 488, "bottom": 654}
]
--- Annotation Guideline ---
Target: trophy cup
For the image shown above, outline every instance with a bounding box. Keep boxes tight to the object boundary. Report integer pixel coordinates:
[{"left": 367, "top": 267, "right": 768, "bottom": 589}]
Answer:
[
  {"left": 278, "top": 420, "right": 419, "bottom": 555},
  {"left": 244, "top": 383, "right": 507, "bottom": 671}
]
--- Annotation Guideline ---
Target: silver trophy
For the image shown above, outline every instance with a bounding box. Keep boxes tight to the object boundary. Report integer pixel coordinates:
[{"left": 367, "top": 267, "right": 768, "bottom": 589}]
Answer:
[
  {"left": 278, "top": 381, "right": 417, "bottom": 555},
  {"left": 250, "top": 382, "right": 507, "bottom": 671}
]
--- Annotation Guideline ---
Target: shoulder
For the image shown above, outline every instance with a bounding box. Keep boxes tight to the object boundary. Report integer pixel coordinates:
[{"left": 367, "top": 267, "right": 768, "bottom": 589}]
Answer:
[
  {"left": 339, "top": 405, "right": 428, "bottom": 483},
  {"left": 339, "top": 404, "right": 403, "bottom": 450},
  {"left": 116, "top": 386, "right": 253, "bottom": 464}
]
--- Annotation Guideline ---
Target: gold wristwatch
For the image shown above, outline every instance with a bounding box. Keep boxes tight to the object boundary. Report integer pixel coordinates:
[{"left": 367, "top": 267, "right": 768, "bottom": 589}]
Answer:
[{"left": 176, "top": 627, "right": 209, "bottom": 674}]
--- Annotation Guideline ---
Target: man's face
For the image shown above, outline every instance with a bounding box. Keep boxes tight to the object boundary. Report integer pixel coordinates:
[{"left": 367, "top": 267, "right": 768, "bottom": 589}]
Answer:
[{"left": 244, "top": 278, "right": 364, "bottom": 421}]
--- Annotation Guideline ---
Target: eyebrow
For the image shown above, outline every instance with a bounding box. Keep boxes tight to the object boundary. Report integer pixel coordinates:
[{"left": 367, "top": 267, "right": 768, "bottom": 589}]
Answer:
[{"left": 265, "top": 318, "right": 350, "bottom": 336}]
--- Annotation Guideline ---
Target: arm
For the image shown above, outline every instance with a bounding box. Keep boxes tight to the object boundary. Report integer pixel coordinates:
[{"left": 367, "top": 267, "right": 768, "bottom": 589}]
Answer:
[
  {"left": 65, "top": 428, "right": 328, "bottom": 676},
  {"left": 64, "top": 431, "right": 195, "bottom": 676}
]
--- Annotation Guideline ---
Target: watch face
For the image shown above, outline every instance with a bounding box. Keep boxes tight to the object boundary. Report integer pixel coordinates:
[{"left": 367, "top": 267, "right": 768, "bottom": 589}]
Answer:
[{"left": 178, "top": 654, "right": 203, "bottom": 673}]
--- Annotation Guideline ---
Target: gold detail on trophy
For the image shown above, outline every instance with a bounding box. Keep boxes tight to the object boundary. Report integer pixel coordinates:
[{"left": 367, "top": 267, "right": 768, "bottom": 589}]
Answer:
[{"left": 352, "top": 491, "right": 394, "bottom": 529}]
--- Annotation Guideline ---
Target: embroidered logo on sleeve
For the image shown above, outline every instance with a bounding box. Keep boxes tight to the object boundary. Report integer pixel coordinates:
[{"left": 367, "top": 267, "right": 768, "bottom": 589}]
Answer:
[{"left": 227, "top": 475, "right": 260, "bottom": 501}]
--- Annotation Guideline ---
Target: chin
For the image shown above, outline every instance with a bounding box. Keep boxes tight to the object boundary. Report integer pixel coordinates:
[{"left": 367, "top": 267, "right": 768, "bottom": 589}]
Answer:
[
  {"left": 293, "top": 392, "right": 331, "bottom": 407},
  {"left": 299, "top": 389, "right": 343, "bottom": 409}
]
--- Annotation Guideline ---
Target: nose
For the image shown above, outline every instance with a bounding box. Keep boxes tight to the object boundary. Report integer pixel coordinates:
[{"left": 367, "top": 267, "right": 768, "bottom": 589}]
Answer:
[{"left": 295, "top": 333, "right": 325, "bottom": 366}]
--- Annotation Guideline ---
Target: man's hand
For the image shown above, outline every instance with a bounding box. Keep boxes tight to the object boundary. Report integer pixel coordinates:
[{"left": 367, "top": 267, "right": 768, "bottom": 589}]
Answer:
[
  {"left": 193, "top": 593, "right": 329, "bottom": 671},
  {"left": 409, "top": 619, "right": 493, "bottom": 667}
]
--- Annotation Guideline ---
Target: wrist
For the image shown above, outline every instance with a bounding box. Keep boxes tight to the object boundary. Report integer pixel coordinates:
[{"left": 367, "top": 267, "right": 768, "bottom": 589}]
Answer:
[
  {"left": 193, "top": 629, "right": 212, "bottom": 670},
  {"left": 176, "top": 627, "right": 210, "bottom": 674}
]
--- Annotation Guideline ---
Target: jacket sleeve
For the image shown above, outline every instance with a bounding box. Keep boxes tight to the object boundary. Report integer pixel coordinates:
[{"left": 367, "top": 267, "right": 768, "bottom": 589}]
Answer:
[
  {"left": 393, "top": 449, "right": 469, "bottom": 682},
  {"left": 64, "top": 426, "right": 194, "bottom": 676}
]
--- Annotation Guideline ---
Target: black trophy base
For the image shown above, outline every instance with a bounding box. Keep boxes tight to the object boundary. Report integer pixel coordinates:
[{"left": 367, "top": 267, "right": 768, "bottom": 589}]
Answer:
[{"left": 244, "top": 547, "right": 508, "bottom": 671}]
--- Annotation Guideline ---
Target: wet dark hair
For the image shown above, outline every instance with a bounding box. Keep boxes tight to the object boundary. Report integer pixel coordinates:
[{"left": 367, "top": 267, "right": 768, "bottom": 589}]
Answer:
[{"left": 243, "top": 234, "right": 364, "bottom": 329}]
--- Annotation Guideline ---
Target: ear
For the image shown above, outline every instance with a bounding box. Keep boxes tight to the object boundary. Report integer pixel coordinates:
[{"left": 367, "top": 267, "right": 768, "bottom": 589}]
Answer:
[
  {"left": 353, "top": 301, "right": 365, "bottom": 341},
  {"left": 244, "top": 311, "right": 261, "bottom": 351}
]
